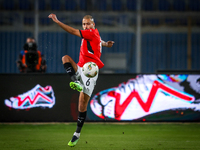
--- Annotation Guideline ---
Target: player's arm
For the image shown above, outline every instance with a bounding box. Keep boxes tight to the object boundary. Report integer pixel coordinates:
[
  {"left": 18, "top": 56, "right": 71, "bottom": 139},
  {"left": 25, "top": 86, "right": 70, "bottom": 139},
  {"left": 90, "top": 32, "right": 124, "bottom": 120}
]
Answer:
[
  {"left": 101, "top": 40, "right": 114, "bottom": 48},
  {"left": 48, "top": 13, "right": 81, "bottom": 37}
]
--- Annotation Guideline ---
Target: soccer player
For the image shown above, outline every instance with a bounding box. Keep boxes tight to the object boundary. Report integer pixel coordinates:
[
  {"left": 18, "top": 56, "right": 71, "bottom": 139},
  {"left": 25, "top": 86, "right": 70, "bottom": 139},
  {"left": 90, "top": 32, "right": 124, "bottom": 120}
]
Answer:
[{"left": 48, "top": 13, "right": 114, "bottom": 147}]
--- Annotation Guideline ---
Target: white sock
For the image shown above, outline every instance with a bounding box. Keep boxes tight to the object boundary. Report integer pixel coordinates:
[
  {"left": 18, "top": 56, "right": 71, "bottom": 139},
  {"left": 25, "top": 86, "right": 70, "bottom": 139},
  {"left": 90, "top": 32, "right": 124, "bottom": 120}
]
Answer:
[{"left": 74, "top": 132, "right": 80, "bottom": 138}]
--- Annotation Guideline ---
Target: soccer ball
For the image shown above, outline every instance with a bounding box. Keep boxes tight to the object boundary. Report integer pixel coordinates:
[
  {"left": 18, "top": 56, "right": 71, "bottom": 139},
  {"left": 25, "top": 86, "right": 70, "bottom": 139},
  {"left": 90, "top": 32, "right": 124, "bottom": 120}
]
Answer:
[{"left": 82, "top": 62, "right": 99, "bottom": 78}]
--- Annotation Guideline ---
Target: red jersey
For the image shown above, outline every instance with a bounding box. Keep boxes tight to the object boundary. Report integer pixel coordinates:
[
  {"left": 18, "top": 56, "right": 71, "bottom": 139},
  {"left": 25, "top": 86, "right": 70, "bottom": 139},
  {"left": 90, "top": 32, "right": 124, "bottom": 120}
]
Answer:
[{"left": 78, "top": 28, "right": 104, "bottom": 69}]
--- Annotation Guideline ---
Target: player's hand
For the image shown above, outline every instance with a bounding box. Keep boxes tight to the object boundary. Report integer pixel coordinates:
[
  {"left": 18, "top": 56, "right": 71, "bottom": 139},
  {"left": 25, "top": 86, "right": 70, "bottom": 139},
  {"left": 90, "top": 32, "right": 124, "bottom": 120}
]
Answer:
[
  {"left": 48, "top": 13, "right": 60, "bottom": 23},
  {"left": 106, "top": 41, "right": 114, "bottom": 48}
]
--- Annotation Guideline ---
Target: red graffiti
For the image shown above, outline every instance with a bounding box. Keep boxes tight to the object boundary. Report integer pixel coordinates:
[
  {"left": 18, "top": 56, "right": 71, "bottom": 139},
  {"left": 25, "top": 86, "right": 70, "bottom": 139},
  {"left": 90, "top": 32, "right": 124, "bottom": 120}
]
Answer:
[
  {"left": 108, "top": 80, "right": 194, "bottom": 120},
  {"left": 15, "top": 92, "right": 53, "bottom": 107}
]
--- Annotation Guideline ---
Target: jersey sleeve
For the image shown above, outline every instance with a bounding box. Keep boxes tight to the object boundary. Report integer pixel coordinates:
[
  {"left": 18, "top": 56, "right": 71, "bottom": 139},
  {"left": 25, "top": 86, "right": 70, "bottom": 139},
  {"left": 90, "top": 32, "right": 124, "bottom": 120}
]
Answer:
[{"left": 79, "top": 29, "right": 94, "bottom": 40}]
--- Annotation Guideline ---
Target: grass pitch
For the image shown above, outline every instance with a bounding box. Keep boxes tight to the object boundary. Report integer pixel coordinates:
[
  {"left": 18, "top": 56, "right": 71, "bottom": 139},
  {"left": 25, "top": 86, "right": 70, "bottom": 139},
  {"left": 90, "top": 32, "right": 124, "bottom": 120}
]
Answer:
[{"left": 0, "top": 123, "right": 200, "bottom": 150}]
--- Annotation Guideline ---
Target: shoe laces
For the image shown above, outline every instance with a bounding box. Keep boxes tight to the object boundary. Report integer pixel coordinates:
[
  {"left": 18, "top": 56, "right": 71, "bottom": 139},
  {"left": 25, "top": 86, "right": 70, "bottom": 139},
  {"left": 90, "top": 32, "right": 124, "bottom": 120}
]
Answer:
[
  {"left": 14, "top": 85, "right": 41, "bottom": 99},
  {"left": 117, "top": 75, "right": 151, "bottom": 94}
]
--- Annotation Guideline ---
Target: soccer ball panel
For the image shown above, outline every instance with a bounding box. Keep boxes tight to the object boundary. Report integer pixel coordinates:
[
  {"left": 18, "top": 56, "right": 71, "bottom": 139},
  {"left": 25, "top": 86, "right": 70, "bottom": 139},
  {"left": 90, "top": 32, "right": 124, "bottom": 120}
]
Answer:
[{"left": 82, "top": 62, "right": 99, "bottom": 78}]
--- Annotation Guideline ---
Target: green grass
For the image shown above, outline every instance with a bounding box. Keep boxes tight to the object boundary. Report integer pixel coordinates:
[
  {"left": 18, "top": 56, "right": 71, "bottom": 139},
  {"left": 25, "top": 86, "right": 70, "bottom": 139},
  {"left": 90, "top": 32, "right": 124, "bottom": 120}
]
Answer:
[{"left": 0, "top": 123, "right": 200, "bottom": 150}]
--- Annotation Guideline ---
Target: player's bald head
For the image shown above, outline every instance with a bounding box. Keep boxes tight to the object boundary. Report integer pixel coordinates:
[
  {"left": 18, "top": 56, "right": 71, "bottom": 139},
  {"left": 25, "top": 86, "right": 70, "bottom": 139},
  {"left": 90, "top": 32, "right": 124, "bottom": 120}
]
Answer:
[{"left": 83, "top": 15, "right": 94, "bottom": 23}]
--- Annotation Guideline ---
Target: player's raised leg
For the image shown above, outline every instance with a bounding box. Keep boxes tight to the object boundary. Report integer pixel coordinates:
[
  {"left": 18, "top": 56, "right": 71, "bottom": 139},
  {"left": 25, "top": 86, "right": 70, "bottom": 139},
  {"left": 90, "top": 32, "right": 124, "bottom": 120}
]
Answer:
[{"left": 62, "top": 55, "right": 83, "bottom": 92}]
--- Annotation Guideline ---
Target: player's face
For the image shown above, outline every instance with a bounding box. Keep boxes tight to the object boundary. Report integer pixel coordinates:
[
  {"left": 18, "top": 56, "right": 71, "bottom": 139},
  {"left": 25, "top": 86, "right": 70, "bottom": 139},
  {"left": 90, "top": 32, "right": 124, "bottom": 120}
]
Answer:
[{"left": 82, "top": 19, "right": 95, "bottom": 30}]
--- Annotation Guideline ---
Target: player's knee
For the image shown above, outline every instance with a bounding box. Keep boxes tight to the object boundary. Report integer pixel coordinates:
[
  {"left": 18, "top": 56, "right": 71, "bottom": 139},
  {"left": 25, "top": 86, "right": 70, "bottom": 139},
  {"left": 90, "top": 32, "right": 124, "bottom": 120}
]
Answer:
[
  {"left": 62, "top": 55, "right": 70, "bottom": 63},
  {"left": 79, "top": 104, "right": 87, "bottom": 112}
]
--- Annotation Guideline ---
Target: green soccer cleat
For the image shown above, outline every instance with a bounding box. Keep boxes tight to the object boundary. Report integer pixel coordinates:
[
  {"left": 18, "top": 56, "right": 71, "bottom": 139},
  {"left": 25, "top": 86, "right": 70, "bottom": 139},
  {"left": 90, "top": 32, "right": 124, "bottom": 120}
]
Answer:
[
  {"left": 68, "top": 132, "right": 80, "bottom": 147},
  {"left": 70, "top": 81, "right": 83, "bottom": 92},
  {"left": 68, "top": 138, "right": 79, "bottom": 147}
]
